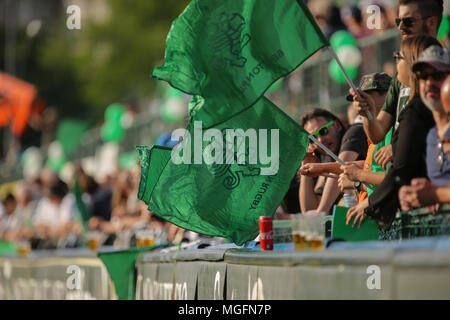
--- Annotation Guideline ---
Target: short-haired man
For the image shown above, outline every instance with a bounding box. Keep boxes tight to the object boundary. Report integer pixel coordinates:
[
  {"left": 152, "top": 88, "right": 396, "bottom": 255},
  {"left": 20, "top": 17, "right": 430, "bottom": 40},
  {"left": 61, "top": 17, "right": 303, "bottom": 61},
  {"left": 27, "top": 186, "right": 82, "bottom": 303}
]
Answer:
[
  {"left": 351, "top": 0, "right": 443, "bottom": 169},
  {"left": 298, "top": 109, "right": 347, "bottom": 213},
  {"left": 299, "top": 73, "right": 391, "bottom": 214}
]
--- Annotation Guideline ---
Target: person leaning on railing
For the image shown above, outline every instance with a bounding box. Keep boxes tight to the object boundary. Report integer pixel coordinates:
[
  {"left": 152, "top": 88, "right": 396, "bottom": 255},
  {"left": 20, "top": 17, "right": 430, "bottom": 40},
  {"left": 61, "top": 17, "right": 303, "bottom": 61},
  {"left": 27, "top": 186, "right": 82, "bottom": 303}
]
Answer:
[
  {"left": 338, "top": 73, "right": 392, "bottom": 203},
  {"left": 399, "top": 72, "right": 450, "bottom": 211},
  {"left": 297, "top": 109, "right": 349, "bottom": 214},
  {"left": 346, "top": 36, "right": 446, "bottom": 229},
  {"left": 398, "top": 178, "right": 450, "bottom": 211}
]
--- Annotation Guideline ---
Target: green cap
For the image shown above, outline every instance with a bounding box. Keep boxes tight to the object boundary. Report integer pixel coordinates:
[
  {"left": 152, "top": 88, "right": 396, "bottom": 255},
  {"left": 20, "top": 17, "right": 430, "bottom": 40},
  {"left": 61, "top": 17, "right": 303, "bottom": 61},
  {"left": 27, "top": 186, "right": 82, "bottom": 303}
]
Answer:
[{"left": 346, "top": 72, "right": 392, "bottom": 102}]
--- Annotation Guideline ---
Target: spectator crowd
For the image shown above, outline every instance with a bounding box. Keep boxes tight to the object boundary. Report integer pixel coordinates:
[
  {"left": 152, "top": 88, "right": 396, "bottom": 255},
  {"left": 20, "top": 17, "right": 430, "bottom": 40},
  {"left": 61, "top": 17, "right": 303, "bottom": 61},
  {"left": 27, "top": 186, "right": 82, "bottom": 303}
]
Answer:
[
  {"left": 0, "top": 161, "right": 203, "bottom": 250},
  {"left": 1, "top": 0, "right": 450, "bottom": 250},
  {"left": 292, "top": 0, "right": 450, "bottom": 231}
]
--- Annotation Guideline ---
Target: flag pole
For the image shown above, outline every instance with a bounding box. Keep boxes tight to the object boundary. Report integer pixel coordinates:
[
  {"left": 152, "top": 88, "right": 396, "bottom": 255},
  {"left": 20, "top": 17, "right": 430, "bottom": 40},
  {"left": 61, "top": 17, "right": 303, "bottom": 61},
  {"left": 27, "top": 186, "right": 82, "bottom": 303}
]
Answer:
[
  {"left": 308, "top": 134, "right": 345, "bottom": 165},
  {"left": 308, "top": 133, "right": 370, "bottom": 188},
  {"left": 328, "top": 46, "right": 373, "bottom": 120}
]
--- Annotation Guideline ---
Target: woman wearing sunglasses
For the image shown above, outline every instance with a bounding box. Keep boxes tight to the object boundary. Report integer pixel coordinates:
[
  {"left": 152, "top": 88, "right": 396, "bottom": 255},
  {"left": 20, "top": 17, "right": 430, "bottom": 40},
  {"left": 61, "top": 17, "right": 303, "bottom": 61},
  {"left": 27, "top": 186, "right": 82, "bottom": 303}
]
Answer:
[{"left": 346, "top": 35, "right": 447, "bottom": 228}]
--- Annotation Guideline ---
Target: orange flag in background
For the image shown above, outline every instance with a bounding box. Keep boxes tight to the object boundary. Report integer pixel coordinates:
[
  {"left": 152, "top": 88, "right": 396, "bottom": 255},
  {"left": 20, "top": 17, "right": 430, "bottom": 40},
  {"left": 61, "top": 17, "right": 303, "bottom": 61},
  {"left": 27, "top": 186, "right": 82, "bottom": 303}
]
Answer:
[{"left": 0, "top": 72, "right": 36, "bottom": 136}]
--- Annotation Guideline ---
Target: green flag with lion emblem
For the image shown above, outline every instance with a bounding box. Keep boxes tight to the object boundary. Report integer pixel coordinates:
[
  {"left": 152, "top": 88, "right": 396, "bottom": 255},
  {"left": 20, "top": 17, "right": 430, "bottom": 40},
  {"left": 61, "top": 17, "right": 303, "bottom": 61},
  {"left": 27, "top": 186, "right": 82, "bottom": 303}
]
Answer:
[{"left": 152, "top": 0, "right": 328, "bottom": 127}]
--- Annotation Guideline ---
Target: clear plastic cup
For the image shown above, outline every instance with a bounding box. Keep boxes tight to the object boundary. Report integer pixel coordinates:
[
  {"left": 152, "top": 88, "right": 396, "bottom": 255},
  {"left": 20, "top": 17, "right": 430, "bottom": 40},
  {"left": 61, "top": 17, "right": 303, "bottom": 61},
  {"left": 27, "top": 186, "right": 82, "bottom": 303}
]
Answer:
[
  {"left": 86, "top": 232, "right": 101, "bottom": 252},
  {"left": 136, "top": 230, "right": 154, "bottom": 247},
  {"left": 16, "top": 239, "right": 31, "bottom": 257},
  {"left": 291, "top": 212, "right": 325, "bottom": 251}
]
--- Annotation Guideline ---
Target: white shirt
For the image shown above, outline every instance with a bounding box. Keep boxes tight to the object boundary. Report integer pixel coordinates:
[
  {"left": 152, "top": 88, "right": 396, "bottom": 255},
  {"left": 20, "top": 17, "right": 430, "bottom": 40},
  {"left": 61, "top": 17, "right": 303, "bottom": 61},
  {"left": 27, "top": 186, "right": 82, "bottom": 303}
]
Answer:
[
  {"left": 33, "top": 194, "right": 75, "bottom": 228},
  {"left": 0, "top": 212, "right": 23, "bottom": 233}
]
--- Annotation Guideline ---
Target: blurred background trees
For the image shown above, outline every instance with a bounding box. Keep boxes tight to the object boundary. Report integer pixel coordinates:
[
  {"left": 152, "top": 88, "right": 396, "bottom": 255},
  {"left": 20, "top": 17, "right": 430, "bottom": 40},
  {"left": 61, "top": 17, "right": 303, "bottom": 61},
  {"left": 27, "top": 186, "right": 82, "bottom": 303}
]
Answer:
[{"left": 1, "top": 0, "right": 190, "bottom": 122}]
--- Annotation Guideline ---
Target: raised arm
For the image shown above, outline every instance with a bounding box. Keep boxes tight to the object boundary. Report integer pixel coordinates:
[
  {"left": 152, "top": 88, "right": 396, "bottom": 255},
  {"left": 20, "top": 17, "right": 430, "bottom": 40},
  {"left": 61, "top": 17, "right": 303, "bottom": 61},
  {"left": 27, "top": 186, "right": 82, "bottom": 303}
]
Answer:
[{"left": 350, "top": 88, "right": 394, "bottom": 143}]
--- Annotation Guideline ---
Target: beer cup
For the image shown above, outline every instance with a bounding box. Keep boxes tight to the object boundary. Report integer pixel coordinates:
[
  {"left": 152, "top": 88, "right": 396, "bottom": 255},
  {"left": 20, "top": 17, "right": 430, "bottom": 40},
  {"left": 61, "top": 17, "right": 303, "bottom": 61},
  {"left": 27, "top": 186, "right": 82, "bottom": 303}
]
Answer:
[
  {"left": 86, "top": 232, "right": 101, "bottom": 252},
  {"left": 136, "top": 230, "right": 154, "bottom": 247},
  {"left": 291, "top": 213, "right": 325, "bottom": 251},
  {"left": 135, "top": 231, "right": 144, "bottom": 247},
  {"left": 17, "top": 239, "right": 31, "bottom": 257},
  {"left": 304, "top": 212, "right": 326, "bottom": 250},
  {"left": 291, "top": 214, "right": 308, "bottom": 250}
]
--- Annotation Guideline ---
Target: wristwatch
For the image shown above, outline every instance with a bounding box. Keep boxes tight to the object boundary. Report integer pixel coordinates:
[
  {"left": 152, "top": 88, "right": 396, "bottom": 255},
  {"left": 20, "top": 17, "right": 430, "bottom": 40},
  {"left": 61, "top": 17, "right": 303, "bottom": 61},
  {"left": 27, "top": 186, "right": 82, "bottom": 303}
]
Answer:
[{"left": 353, "top": 180, "right": 362, "bottom": 192}]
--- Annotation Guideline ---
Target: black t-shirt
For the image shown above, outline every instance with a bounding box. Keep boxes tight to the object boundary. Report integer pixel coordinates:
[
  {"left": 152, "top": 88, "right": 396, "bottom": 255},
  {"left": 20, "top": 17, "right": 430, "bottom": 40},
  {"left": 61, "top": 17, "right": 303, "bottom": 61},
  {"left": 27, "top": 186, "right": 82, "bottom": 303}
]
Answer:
[
  {"left": 339, "top": 123, "right": 368, "bottom": 160},
  {"left": 366, "top": 96, "right": 435, "bottom": 229},
  {"left": 91, "top": 188, "right": 113, "bottom": 221},
  {"left": 282, "top": 175, "right": 300, "bottom": 213}
]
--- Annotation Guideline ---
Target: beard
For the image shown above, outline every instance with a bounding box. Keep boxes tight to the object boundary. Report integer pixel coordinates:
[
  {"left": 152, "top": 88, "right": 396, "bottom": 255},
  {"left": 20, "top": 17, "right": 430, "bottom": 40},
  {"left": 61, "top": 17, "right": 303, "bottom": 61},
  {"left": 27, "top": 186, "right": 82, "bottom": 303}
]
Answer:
[
  {"left": 403, "top": 24, "right": 429, "bottom": 39},
  {"left": 420, "top": 91, "right": 443, "bottom": 112},
  {"left": 421, "top": 23, "right": 430, "bottom": 36}
]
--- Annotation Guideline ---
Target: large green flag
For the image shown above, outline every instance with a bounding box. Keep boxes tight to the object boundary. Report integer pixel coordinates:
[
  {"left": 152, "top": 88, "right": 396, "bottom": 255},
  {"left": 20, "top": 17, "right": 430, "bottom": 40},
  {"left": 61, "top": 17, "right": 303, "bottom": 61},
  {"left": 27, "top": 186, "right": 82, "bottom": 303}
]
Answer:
[
  {"left": 137, "top": 97, "right": 309, "bottom": 245},
  {"left": 153, "top": 0, "right": 328, "bottom": 127}
]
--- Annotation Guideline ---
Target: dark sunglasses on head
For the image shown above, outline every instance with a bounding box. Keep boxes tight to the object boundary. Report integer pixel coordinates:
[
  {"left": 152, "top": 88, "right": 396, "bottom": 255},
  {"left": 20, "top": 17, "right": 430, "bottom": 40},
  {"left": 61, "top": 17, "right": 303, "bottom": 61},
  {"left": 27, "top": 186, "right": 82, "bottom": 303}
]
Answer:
[
  {"left": 395, "top": 16, "right": 430, "bottom": 28},
  {"left": 415, "top": 70, "right": 448, "bottom": 81},
  {"left": 312, "top": 120, "right": 334, "bottom": 138}
]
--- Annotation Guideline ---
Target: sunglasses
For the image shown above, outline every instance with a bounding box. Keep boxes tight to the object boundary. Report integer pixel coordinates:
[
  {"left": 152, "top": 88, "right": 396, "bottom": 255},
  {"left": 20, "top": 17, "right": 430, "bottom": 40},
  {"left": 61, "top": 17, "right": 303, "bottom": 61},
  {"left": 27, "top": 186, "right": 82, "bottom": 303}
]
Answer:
[
  {"left": 393, "top": 51, "right": 405, "bottom": 64},
  {"left": 415, "top": 70, "right": 448, "bottom": 81},
  {"left": 312, "top": 120, "right": 334, "bottom": 138},
  {"left": 395, "top": 16, "right": 430, "bottom": 28}
]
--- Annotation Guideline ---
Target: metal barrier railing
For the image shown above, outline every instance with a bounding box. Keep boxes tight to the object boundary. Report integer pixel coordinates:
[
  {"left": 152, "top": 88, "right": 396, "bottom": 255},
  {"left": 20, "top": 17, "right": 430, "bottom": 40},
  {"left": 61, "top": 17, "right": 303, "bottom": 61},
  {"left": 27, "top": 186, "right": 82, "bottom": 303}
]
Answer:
[
  {"left": 0, "top": 29, "right": 401, "bottom": 184},
  {"left": 379, "top": 204, "right": 450, "bottom": 240}
]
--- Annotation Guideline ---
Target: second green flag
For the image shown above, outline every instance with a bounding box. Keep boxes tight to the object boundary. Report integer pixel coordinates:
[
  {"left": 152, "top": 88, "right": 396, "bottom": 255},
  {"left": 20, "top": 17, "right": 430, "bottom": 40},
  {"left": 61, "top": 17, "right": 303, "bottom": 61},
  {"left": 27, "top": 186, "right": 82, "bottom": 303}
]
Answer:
[{"left": 138, "top": 97, "right": 309, "bottom": 245}]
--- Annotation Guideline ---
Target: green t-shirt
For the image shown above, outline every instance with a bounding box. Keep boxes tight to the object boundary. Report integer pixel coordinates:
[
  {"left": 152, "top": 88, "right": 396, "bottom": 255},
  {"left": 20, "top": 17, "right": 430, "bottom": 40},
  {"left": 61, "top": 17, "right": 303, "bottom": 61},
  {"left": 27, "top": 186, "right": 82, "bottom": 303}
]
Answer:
[
  {"left": 366, "top": 127, "right": 393, "bottom": 196},
  {"left": 371, "top": 74, "right": 410, "bottom": 195},
  {"left": 381, "top": 75, "right": 411, "bottom": 131}
]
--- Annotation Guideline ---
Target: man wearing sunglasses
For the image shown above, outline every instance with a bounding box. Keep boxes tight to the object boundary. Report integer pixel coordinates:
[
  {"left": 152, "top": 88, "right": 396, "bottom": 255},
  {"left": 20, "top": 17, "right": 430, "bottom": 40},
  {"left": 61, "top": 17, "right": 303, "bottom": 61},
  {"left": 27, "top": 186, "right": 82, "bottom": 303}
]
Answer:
[
  {"left": 396, "top": 0, "right": 443, "bottom": 40},
  {"left": 351, "top": 0, "right": 443, "bottom": 170},
  {"left": 399, "top": 71, "right": 450, "bottom": 212},
  {"left": 298, "top": 109, "right": 347, "bottom": 213},
  {"left": 299, "top": 74, "right": 390, "bottom": 214},
  {"left": 299, "top": 102, "right": 371, "bottom": 214},
  {"left": 414, "top": 46, "right": 450, "bottom": 185},
  {"left": 398, "top": 47, "right": 450, "bottom": 212}
]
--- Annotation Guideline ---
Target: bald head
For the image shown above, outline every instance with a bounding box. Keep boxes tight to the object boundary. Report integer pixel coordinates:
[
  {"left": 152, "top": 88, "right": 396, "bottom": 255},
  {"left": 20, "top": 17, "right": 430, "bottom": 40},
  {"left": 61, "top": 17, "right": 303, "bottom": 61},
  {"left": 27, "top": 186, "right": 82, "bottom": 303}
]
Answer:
[{"left": 442, "top": 75, "right": 450, "bottom": 114}]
